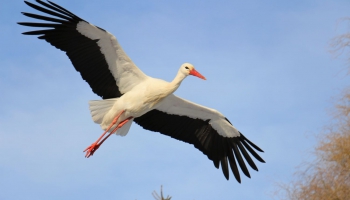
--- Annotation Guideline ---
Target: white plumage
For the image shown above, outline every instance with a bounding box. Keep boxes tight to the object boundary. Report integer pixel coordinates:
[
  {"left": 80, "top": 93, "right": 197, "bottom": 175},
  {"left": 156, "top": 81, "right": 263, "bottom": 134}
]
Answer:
[
  {"left": 77, "top": 21, "right": 148, "bottom": 94},
  {"left": 19, "top": 0, "right": 265, "bottom": 183},
  {"left": 157, "top": 94, "right": 240, "bottom": 138},
  {"left": 90, "top": 64, "right": 205, "bottom": 133}
]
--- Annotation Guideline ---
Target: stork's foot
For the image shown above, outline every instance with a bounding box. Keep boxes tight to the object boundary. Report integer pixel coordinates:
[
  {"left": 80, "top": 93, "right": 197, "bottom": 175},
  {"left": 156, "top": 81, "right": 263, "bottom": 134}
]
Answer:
[
  {"left": 84, "top": 142, "right": 100, "bottom": 158},
  {"left": 83, "top": 115, "right": 133, "bottom": 158},
  {"left": 83, "top": 110, "right": 126, "bottom": 158}
]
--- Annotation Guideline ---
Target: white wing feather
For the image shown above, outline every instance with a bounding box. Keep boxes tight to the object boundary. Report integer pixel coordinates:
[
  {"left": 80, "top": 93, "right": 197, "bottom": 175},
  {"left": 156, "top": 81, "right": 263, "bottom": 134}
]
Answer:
[
  {"left": 156, "top": 94, "right": 240, "bottom": 138},
  {"left": 76, "top": 21, "right": 148, "bottom": 93}
]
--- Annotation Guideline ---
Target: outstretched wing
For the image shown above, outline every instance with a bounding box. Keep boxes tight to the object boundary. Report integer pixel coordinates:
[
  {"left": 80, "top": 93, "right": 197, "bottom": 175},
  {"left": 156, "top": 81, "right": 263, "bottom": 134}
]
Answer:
[
  {"left": 134, "top": 94, "right": 265, "bottom": 183},
  {"left": 18, "top": 0, "right": 148, "bottom": 99}
]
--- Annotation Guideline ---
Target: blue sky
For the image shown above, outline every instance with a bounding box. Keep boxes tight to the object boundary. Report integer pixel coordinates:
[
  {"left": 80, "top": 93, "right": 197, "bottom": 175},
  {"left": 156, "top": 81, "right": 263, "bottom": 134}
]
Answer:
[{"left": 1, "top": 0, "right": 350, "bottom": 199}]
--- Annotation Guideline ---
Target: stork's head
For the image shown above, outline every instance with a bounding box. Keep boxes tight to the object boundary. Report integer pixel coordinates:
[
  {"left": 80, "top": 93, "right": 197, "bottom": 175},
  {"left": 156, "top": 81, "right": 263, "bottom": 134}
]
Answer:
[{"left": 180, "top": 63, "right": 206, "bottom": 80}]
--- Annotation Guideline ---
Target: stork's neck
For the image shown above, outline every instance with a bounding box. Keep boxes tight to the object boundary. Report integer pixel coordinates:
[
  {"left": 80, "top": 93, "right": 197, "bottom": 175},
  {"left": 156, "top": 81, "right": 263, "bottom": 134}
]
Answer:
[
  {"left": 157, "top": 70, "right": 187, "bottom": 98},
  {"left": 169, "top": 70, "right": 187, "bottom": 92},
  {"left": 146, "top": 70, "right": 187, "bottom": 107}
]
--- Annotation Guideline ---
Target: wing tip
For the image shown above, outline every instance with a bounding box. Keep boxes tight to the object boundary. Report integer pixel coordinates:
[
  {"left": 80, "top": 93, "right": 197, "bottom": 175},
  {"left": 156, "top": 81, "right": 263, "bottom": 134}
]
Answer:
[{"left": 239, "top": 132, "right": 264, "bottom": 152}]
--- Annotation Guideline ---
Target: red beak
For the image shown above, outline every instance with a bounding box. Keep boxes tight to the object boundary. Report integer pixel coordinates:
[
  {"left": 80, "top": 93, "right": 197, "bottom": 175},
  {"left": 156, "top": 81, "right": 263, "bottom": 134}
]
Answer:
[{"left": 189, "top": 68, "right": 206, "bottom": 80}]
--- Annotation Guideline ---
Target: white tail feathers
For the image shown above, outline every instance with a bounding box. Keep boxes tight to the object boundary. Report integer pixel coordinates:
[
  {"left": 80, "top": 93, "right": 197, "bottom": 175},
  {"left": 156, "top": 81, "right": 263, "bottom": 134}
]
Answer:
[
  {"left": 89, "top": 98, "right": 118, "bottom": 124},
  {"left": 88, "top": 98, "right": 133, "bottom": 136},
  {"left": 116, "top": 118, "right": 133, "bottom": 136}
]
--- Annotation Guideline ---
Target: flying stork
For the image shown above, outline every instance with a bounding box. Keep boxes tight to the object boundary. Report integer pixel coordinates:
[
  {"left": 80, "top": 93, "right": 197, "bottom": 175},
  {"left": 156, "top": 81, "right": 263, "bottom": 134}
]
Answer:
[{"left": 19, "top": 0, "right": 265, "bottom": 183}]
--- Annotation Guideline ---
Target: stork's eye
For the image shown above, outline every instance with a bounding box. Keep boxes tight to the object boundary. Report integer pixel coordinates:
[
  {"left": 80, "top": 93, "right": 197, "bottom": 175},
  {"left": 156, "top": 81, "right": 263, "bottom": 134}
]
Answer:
[{"left": 185, "top": 66, "right": 189, "bottom": 69}]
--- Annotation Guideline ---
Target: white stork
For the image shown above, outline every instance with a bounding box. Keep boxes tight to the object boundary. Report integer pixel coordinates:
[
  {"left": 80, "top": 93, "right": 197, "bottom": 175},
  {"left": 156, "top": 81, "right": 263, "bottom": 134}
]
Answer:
[{"left": 19, "top": 0, "right": 265, "bottom": 183}]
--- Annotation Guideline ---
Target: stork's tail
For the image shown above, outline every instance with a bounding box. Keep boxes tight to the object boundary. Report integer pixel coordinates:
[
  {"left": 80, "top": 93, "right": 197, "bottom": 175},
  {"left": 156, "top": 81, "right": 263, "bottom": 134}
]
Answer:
[
  {"left": 89, "top": 98, "right": 118, "bottom": 124},
  {"left": 88, "top": 98, "right": 133, "bottom": 136}
]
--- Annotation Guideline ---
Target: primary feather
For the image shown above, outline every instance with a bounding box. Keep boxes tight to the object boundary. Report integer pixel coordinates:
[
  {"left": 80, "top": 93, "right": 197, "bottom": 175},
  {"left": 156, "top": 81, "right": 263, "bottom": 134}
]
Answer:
[{"left": 19, "top": 0, "right": 265, "bottom": 182}]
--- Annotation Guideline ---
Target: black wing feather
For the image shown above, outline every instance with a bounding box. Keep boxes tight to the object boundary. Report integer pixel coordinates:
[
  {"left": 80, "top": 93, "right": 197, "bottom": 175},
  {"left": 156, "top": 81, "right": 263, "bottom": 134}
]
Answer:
[
  {"left": 47, "top": 0, "right": 80, "bottom": 18},
  {"left": 20, "top": 0, "right": 265, "bottom": 183},
  {"left": 24, "top": 1, "right": 73, "bottom": 21},
  {"left": 232, "top": 142, "right": 250, "bottom": 178},
  {"left": 227, "top": 148, "right": 241, "bottom": 182},
  {"left": 19, "top": 0, "right": 121, "bottom": 99},
  {"left": 36, "top": 0, "right": 79, "bottom": 19},
  {"left": 134, "top": 109, "right": 265, "bottom": 183}
]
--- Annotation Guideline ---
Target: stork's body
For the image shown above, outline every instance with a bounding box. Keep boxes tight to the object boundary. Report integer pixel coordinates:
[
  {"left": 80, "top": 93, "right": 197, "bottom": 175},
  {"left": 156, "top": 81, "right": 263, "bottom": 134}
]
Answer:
[
  {"left": 86, "top": 65, "right": 208, "bottom": 156},
  {"left": 100, "top": 78, "right": 174, "bottom": 131},
  {"left": 95, "top": 65, "right": 204, "bottom": 132},
  {"left": 19, "top": 0, "right": 265, "bottom": 183}
]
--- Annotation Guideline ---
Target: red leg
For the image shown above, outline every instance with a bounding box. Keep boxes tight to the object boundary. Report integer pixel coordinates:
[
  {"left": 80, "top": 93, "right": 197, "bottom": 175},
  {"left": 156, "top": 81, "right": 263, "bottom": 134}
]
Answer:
[
  {"left": 96, "top": 117, "right": 133, "bottom": 148},
  {"left": 84, "top": 116, "right": 133, "bottom": 158},
  {"left": 84, "top": 110, "right": 125, "bottom": 158}
]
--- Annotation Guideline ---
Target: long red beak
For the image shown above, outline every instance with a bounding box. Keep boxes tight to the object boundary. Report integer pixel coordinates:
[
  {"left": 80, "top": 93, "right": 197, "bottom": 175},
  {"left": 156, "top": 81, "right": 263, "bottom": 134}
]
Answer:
[{"left": 189, "top": 68, "right": 206, "bottom": 80}]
